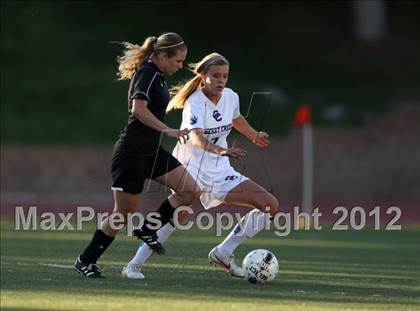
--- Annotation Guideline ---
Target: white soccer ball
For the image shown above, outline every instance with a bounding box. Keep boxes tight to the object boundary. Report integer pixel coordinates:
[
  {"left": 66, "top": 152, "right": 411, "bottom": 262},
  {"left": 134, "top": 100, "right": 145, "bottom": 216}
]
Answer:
[{"left": 242, "top": 249, "right": 279, "bottom": 284}]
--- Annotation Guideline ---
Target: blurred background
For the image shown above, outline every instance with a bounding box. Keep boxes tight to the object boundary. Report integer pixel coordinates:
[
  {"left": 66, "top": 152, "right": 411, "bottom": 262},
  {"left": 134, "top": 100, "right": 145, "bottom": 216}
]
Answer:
[{"left": 1, "top": 0, "right": 419, "bottom": 220}]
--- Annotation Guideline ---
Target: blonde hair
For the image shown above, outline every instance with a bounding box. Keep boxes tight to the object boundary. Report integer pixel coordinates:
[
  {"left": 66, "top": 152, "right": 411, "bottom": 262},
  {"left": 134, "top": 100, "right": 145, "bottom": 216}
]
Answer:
[
  {"left": 116, "top": 32, "right": 186, "bottom": 80},
  {"left": 167, "top": 52, "right": 229, "bottom": 112}
]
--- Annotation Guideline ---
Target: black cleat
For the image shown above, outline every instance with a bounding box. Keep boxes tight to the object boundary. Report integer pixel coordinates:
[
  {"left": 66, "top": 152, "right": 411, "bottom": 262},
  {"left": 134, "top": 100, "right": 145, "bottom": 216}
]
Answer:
[
  {"left": 74, "top": 256, "right": 104, "bottom": 278},
  {"left": 132, "top": 229, "right": 165, "bottom": 255}
]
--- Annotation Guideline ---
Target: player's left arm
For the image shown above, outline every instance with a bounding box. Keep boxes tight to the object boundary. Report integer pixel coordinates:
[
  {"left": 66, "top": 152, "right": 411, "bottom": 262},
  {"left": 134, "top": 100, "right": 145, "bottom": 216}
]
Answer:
[{"left": 232, "top": 115, "right": 270, "bottom": 148}]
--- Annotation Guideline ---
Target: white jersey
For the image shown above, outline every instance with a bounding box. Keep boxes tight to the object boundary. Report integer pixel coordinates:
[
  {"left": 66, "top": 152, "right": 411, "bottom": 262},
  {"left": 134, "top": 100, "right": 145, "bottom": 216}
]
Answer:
[
  {"left": 172, "top": 88, "right": 249, "bottom": 209},
  {"left": 173, "top": 88, "right": 240, "bottom": 175}
]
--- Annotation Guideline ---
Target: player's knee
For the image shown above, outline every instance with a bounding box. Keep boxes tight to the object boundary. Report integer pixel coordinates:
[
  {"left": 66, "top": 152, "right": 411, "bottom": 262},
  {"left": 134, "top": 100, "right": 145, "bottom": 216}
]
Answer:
[
  {"left": 126, "top": 205, "right": 137, "bottom": 214},
  {"left": 114, "top": 204, "right": 136, "bottom": 215},
  {"left": 263, "top": 194, "right": 280, "bottom": 216},
  {"left": 253, "top": 193, "right": 279, "bottom": 216}
]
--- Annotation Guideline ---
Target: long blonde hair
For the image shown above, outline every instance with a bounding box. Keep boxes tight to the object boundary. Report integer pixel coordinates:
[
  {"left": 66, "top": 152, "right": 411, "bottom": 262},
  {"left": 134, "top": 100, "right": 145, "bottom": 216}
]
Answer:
[
  {"left": 117, "top": 32, "right": 186, "bottom": 80},
  {"left": 167, "top": 52, "right": 229, "bottom": 112}
]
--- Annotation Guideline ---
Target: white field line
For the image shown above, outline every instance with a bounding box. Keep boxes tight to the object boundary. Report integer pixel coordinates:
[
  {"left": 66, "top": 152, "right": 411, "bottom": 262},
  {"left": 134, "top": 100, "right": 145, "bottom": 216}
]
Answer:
[{"left": 39, "top": 263, "right": 74, "bottom": 269}]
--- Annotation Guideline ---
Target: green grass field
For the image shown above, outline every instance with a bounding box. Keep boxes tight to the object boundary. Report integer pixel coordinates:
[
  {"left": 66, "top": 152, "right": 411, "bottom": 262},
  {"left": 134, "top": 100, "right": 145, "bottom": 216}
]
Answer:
[{"left": 1, "top": 220, "right": 419, "bottom": 311}]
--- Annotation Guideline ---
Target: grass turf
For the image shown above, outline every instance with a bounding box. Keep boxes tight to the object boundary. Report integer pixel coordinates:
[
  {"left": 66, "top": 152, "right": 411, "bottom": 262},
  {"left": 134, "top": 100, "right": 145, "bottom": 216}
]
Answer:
[{"left": 1, "top": 220, "right": 419, "bottom": 311}]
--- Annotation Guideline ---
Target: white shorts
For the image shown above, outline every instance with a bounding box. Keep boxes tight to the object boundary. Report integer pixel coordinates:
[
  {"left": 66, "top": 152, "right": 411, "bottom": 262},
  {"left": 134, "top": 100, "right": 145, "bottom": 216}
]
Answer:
[{"left": 185, "top": 164, "right": 249, "bottom": 209}]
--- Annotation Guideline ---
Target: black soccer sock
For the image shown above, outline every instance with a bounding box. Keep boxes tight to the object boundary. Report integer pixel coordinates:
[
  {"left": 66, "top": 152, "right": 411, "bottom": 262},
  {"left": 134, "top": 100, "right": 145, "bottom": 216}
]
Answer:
[
  {"left": 141, "top": 198, "right": 175, "bottom": 234},
  {"left": 79, "top": 229, "right": 115, "bottom": 264}
]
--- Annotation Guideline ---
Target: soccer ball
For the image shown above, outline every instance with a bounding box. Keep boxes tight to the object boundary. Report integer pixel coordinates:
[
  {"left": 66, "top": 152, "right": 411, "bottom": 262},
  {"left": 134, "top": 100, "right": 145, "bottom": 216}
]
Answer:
[{"left": 242, "top": 249, "right": 279, "bottom": 284}]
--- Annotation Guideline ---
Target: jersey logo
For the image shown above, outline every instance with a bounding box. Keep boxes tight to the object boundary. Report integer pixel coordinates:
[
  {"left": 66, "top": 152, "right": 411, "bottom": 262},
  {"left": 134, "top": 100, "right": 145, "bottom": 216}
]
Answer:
[
  {"left": 225, "top": 175, "right": 238, "bottom": 181},
  {"left": 190, "top": 115, "right": 198, "bottom": 125},
  {"left": 213, "top": 110, "right": 222, "bottom": 122}
]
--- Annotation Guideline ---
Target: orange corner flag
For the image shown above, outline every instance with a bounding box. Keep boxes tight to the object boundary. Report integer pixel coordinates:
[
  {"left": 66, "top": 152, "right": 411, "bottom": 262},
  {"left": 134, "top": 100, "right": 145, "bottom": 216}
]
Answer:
[{"left": 294, "top": 104, "right": 311, "bottom": 127}]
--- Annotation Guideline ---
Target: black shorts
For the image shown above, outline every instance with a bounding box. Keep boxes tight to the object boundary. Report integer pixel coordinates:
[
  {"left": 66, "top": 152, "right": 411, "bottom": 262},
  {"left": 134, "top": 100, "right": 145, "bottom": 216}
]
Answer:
[{"left": 111, "top": 146, "right": 181, "bottom": 195}]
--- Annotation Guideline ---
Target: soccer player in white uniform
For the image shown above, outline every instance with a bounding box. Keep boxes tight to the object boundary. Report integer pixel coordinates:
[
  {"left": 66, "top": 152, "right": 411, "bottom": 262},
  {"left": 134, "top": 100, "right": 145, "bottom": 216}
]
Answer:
[{"left": 122, "top": 53, "right": 280, "bottom": 279}]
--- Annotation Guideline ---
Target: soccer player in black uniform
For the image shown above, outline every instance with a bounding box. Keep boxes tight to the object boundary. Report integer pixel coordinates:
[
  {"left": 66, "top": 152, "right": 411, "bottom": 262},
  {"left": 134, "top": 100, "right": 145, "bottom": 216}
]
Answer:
[{"left": 74, "top": 32, "right": 200, "bottom": 278}]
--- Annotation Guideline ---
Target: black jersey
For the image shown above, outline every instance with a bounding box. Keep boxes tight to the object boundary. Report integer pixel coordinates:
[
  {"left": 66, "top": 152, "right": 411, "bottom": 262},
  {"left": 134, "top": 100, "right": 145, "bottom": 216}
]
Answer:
[{"left": 116, "top": 60, "right": 170, "bottom": 155}]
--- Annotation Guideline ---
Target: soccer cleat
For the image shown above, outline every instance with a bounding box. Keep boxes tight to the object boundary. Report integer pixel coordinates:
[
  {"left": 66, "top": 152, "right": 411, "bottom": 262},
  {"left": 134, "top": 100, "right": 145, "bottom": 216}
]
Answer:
[
  {"left": 121, "top": 263, "right": 145, "bottom": 280},
  {"left": 208, "top": 247, "right": 244, "bottom": 278},
  {"left": 74, "top": 256, "right": 104, "bottom": 278},
  {"left": 132, "top": 229, "right": 165, "bottom": 255}
]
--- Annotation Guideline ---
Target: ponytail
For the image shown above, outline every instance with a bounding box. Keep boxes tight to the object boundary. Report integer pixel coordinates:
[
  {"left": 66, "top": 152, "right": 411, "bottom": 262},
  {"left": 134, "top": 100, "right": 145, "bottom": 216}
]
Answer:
[
  {"left": 116, "top": 36, "right": 156, "bottom": 80},
  {"left": 116, "top": 32, "right": 186, "bottom": 80},
  {"left": 167, "top": 74, "right": 202, "bottom": 112}
]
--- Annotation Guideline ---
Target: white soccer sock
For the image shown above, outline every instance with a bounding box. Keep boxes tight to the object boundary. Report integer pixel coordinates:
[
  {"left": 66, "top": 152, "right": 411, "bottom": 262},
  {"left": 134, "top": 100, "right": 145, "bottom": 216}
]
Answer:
[
  {"left": 217, "top": 209, "right": 269, "bottom": 256},
  {"left": 129, "top": 222, "right": 176, "bottom": 266}
]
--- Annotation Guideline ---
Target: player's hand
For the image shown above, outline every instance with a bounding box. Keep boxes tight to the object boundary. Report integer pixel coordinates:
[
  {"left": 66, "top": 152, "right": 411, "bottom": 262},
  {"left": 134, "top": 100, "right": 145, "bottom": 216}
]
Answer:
[
  {"left": 177, "top": 128, "right": 190, "bottom": 144},
  {"left": 164, "top": 128, "right": 190, "bottom": 144},
  {"left": 220, "top": 147, "right": 247, "bottom": 159},
  {"left": 253, "top": 131, "right": 269, "bottom": 148}
]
